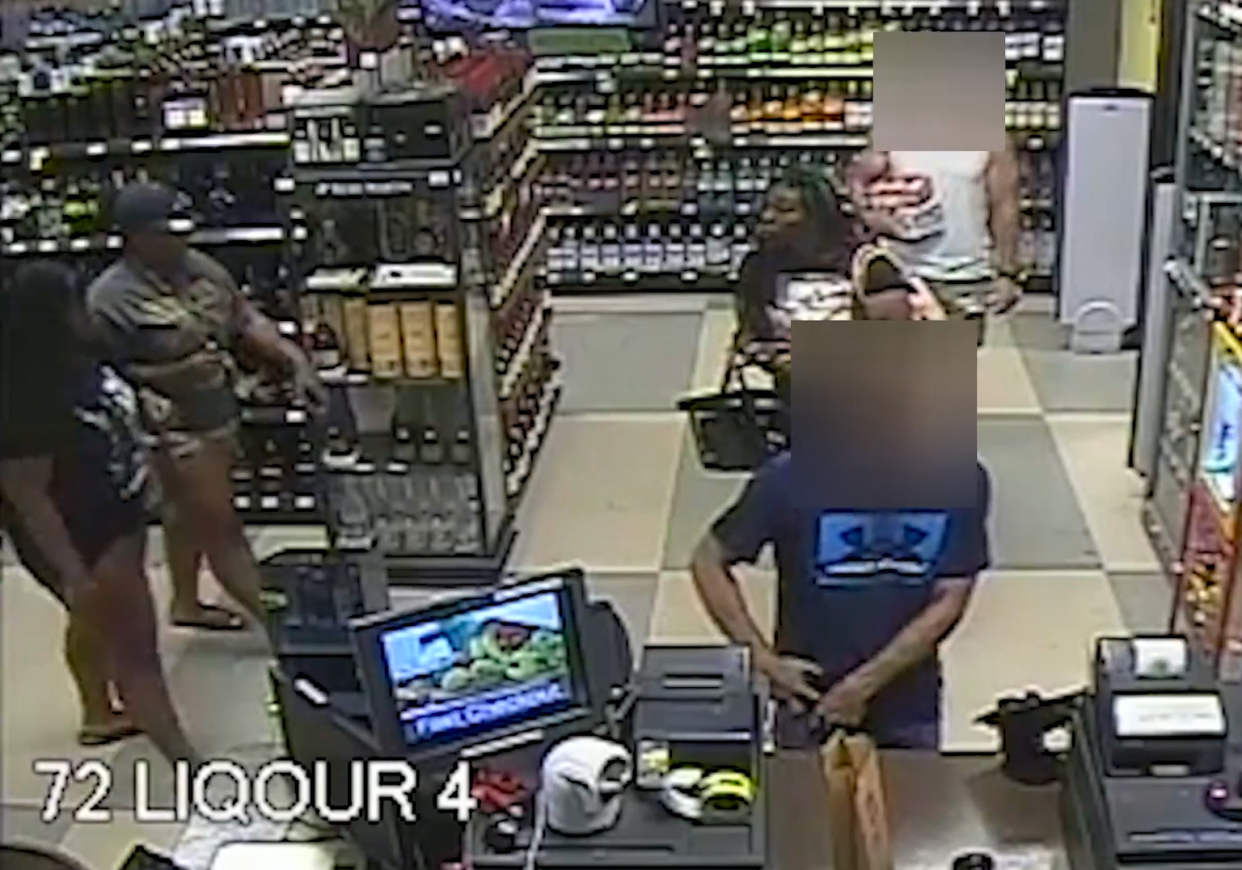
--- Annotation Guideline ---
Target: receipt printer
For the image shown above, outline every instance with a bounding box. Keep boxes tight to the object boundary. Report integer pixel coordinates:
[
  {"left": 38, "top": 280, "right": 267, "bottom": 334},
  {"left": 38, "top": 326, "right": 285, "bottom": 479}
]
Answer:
[
  {"left": 632, "top": 646, "right": 760, "bottom": 790},
  {"left": 1092, "top": 636, "right": 1226, "bottom": 774},
  {"left": 1062, "top": 637, "right": 1242, "bottom": 870}
]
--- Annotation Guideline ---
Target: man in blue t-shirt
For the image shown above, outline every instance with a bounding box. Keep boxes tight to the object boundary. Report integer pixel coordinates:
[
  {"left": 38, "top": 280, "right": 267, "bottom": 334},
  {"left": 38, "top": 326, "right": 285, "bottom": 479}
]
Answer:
[{"left": 691, "top": 452, "right": 990, "bottom": 749}]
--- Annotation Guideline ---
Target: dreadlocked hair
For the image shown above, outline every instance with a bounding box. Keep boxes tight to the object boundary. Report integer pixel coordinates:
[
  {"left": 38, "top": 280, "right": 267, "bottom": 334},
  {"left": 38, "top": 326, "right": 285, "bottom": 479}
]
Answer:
[{"left": 772, "top": 165, "right": 858, "bottom": 269}]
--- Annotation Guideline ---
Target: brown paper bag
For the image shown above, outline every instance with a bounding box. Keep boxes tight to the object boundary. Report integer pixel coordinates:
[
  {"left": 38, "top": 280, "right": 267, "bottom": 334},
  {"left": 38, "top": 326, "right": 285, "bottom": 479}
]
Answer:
[{"left": 821, "top": 731, "right": 894, "bottom": 870}]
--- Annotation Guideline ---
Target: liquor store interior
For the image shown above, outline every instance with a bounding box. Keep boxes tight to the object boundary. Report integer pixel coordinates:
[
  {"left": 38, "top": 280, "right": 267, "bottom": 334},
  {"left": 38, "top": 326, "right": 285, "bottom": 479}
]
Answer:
[{"left": 8, "top": 1, "right": 1242, "bottom": 870}]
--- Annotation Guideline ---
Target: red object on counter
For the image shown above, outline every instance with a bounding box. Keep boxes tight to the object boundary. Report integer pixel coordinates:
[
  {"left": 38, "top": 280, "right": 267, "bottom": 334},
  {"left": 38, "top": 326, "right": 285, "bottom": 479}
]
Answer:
[{"left": 472, "top": 768, "right": 528, "bottom": 814}]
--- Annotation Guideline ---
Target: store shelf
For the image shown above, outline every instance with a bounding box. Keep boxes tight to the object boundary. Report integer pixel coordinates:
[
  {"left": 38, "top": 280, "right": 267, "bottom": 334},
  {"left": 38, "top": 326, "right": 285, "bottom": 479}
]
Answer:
[
  {"left": 1199, "top": 1, "right": 1242, "bottom": 35},
  {"left": 0, "top": 130, "right": 292, "bottom": 170},
  {"left": 0, "top": 225, "right": 297, "bottom": 256},
  {"left": 385, "top": 521, "right": 518, "bottom": 587}
]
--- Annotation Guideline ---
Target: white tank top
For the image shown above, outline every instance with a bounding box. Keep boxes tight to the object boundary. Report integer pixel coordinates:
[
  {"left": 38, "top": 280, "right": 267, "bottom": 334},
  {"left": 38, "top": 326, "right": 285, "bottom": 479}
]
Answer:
[{"left": 886, "top": 151, "right": 993, "bottom": 283}]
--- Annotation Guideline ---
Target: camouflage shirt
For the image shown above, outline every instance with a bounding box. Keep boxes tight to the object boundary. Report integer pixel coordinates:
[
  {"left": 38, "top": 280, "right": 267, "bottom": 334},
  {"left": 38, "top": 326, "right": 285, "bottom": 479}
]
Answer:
[{"left": 86, "top": 250, "right": 245, "bottom": 439}]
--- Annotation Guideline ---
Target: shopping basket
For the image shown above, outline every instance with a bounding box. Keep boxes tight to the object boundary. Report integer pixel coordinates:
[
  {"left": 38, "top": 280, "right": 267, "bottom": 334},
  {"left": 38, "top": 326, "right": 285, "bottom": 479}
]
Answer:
[{"left": 677, "top": 342, "right": 789, "bottom": 473}]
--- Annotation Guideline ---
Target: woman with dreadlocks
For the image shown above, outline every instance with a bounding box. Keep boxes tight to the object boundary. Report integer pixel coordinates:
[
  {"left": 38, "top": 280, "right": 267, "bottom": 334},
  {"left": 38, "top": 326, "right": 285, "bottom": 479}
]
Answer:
[{"left": 731, "top": 167, "right": 944, "bottom": 394}]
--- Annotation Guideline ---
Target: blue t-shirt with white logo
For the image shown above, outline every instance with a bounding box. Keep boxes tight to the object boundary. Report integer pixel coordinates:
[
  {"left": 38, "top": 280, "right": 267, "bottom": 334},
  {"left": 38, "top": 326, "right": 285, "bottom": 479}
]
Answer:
[{"left": 710, "top": 452, "right": 991, "bottom": 730}]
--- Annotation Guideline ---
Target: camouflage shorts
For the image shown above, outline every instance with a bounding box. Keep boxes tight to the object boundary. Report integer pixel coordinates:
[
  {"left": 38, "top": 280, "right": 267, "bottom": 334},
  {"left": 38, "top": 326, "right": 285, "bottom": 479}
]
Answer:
[{"left": 925, "top": 280, "right": 992, "bottom": 347}]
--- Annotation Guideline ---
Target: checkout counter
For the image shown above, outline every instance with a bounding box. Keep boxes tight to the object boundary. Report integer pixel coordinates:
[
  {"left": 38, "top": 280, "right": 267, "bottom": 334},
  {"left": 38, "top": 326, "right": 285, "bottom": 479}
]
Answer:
[{"left": 264, "top": 564, "right": 1242, "bottom": 870}]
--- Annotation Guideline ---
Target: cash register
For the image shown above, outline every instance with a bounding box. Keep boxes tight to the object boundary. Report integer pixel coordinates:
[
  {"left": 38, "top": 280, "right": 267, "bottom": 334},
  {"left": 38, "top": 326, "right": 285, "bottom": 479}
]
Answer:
[
  {"left": 1062, "top": 636, "right": 1242, "bottom": 870},
  {"left": 272, "top": 567, "right": 766, "bottom": 870}
]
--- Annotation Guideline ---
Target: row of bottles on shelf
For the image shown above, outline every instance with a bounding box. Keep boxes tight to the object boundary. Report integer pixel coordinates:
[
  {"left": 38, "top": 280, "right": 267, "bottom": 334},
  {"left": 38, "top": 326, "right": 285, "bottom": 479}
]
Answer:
[
  {"left": 1185, "top": 555, "right": 1224, "bottom": 631},
  {"left": 504, "top": 350, "right": 561, "bottom": 498},
  {"left": 232, "top": 429, "right": 320, "bottom": 515},
  {"left": 300, "top": 291, "right": 466, "bottom": 382},
  {"left": 1199, "top": 213, "right": 1242, "bottom": 295},
  {"left": 661, "top": 10, "right": 1065, "bottom": 67},
  {"left": 538, "top": 153, "right": 843, "bottom": 213},
  {"left": 543, "top": 211, "right": 1056, "bottom": 279},
  {"left": 535, "top": 79, "right": 1062, "bottom": 137},
  {"left": 312, "top": 196, "right": 454, "bottom": 269},
  {"left": 324, "top": 424, "right": 483, "bottom": 556},
  {"left": 535, "top": 84, "right": 868, "bottom": 132},
  {"left": 13, "top": 64, "right": 287, "bottom": 145},
  {"left": 545, "top": 220, "right": 751, "bottom": 278},
  {"left": 724, "top": 83, "right": 873, "bottom": 132},
  {"left": 1199, "top": 40, "right": 1242, "bottom": 150},
  {"left": 495, "top": 286, "right": 550, "bottom": 376},
  {"left": 0, "top": 159, "right": 285, "bottom": 246},
  {"left": 8, "top": 2, "right": 351, "bottom": 148},
  {"left": 0, "top": 68, "right": 19, "bottom": 152},
  {"left": 1017, "top": 209, "right": 1057, "bottom": 277}
]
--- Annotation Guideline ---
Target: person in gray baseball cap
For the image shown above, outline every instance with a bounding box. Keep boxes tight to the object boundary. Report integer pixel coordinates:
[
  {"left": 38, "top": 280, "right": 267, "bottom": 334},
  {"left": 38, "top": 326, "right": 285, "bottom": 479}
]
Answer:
[{"left": 87, "top": 182, "right": 327, "bottom": 638}]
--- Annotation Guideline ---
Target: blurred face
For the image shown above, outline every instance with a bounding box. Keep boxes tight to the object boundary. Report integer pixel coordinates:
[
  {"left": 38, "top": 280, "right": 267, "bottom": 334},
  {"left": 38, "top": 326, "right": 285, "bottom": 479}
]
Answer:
[
  {"left": 757, "top": 185, "right": 808, "bottom": 244},
  {"left": 791, "top": 320, "right": 977, "bottom": 505},
  {"left": 128, "top": 229, "right": 189, "bottom": 276}
]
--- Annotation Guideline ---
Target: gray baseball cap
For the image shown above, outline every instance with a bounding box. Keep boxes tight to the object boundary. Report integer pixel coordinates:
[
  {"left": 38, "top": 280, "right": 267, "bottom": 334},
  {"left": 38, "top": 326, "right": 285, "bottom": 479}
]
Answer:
[{"left": 112, "top": 182, "right": 192, "bottom": 235}]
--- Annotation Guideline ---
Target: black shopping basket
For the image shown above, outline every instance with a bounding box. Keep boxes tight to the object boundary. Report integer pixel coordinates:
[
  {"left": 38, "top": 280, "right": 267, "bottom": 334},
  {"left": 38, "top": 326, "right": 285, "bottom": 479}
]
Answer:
[{"left": 677, "top": 345, "right": 789, "bottom": 473}]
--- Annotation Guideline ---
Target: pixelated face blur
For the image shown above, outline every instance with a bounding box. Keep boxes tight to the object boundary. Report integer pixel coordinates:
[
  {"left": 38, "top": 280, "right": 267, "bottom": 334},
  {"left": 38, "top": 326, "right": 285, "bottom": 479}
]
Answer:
[
  {"left": 757, "top": 184, "right": 808, "bottom": 243},
  {"left": 792, "top": 320, "right": 976, "bottom": 501}
]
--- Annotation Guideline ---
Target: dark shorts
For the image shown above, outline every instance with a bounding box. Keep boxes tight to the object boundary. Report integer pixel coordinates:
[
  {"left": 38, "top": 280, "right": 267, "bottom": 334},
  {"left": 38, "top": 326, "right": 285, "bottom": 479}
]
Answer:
[
  {"left": 0, "top": 495, "right": 145, "bottom": 605},
  {"left": 774, "top": 704, "right": 941, "bottom": 751}
]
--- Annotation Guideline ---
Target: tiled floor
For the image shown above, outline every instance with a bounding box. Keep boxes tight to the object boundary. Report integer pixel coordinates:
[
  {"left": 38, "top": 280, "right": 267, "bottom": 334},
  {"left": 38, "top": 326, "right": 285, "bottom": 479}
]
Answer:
[{"left": 0, "top": 293, "right": 1172, "bottom": 867}]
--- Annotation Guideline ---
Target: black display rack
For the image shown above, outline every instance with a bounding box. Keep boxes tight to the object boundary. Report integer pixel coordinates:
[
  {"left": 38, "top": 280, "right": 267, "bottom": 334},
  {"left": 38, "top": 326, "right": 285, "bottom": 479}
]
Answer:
[{"left": 280, "top": 68, "right": 555, "bottom": 584}]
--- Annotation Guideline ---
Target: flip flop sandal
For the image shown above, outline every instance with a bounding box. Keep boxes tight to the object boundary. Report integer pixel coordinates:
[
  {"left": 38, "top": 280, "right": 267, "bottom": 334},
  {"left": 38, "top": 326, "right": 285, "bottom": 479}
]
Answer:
[
  {"left": 78, "top": 722, "right": 141, "bottom": 747},
  {"left": 172, "top": 603, "right": 246, "bottom": 632}
]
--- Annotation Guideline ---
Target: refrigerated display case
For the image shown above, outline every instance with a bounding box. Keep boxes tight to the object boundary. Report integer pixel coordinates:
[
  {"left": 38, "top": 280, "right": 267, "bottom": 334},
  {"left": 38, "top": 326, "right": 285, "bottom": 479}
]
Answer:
[{"left": 1140, "top": 1, "right": 1242, "bottom": 663}]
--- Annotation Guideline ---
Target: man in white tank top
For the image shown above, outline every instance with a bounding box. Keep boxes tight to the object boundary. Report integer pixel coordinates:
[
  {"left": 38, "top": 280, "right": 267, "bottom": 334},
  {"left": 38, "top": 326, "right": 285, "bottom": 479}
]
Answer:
[{"left": 846, "top": 144, "right": 1023, "bottom": 335}]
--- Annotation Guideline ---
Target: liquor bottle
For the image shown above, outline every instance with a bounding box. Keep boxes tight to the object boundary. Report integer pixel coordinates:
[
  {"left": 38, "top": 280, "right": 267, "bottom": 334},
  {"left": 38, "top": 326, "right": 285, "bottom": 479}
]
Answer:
[
  {"left": 309, "top": 321, "right": 343, "bottom": 370},
  {"left": 449, "top": 428, "right": 481, "bottom": 553}
]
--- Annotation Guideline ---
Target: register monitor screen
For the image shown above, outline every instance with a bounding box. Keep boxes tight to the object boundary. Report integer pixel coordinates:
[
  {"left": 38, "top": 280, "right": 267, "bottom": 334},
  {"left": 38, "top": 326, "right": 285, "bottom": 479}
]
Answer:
[
  {"left": 406, "top": 0, "right": 653, "bottom": 32},
  {"left": 351, "top": 572, "right": 595, "bottom": 759}
]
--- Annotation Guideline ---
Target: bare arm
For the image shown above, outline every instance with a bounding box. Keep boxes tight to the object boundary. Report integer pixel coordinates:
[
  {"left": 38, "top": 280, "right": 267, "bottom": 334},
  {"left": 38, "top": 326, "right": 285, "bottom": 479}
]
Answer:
[
  {"left": 691, "top": 535, "right": 780, "bottom": 669},
  {"left": 235, "top": 300, "right": 308, "bottom": 377},
  {"left": 850, "top": 578, "right": 975, "bottom": 696},
  {"left": 986, "top": 141, "right": 1022, "bottom": 276},
  {"left": 845, "top": 150, "right": 905, "bottom": 238},
  {"left": 0, "top": 458, "right": 96, "bottom": 598}
]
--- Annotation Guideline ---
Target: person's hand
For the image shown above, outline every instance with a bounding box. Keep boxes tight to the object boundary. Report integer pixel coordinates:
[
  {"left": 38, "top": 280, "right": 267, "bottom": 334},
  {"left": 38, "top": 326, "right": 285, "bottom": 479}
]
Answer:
[
  {"left": 908, "top": 278, "right": 947, "bottom": 321},
  {"left": 759, "top": 654, "right": 823, "bottom": 711},
  {"left": 292, "top": 359, "right": 329, "bottom": 416},
  {"left": 987, "top": 276, "right": 1022, "bottom": 315},
  {"left": 814, "top": 674, "right": 874, "bottom": 728}
]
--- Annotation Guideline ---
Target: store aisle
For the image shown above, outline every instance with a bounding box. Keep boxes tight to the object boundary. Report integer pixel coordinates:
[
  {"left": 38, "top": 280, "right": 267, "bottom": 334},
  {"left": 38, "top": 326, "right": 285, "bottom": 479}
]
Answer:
[
  {"left": 511, "top": 292, "right": 1171, "bottom": 751},
  {"left": 0, "top": 294, "right": 1173, "bottom": 866}
]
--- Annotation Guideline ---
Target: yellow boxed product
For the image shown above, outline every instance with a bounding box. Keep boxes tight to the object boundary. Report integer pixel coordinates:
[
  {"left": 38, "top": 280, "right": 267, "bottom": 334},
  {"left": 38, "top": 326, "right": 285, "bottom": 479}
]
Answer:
[
  {"left": 368, "top": 302, "right": 404, "bottom": 380},
  {"left": 398, "top": 301, "right": 439, "bottom": 378},
  {"left": 342, "top": 291, "right": 371, "bottom": 372},
  {"left": 434, "top": 303, "right": 464, "bottom": 379}
]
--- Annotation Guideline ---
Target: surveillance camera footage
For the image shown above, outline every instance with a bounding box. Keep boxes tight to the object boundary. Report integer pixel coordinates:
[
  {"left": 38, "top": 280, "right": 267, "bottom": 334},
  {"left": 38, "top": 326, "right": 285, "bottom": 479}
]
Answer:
[
  {"left": 416, "top": 0, "right": 650, "bottom": 31},
  {"left": 379, "top": 591, "right": 577, "bottom": 745}
]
